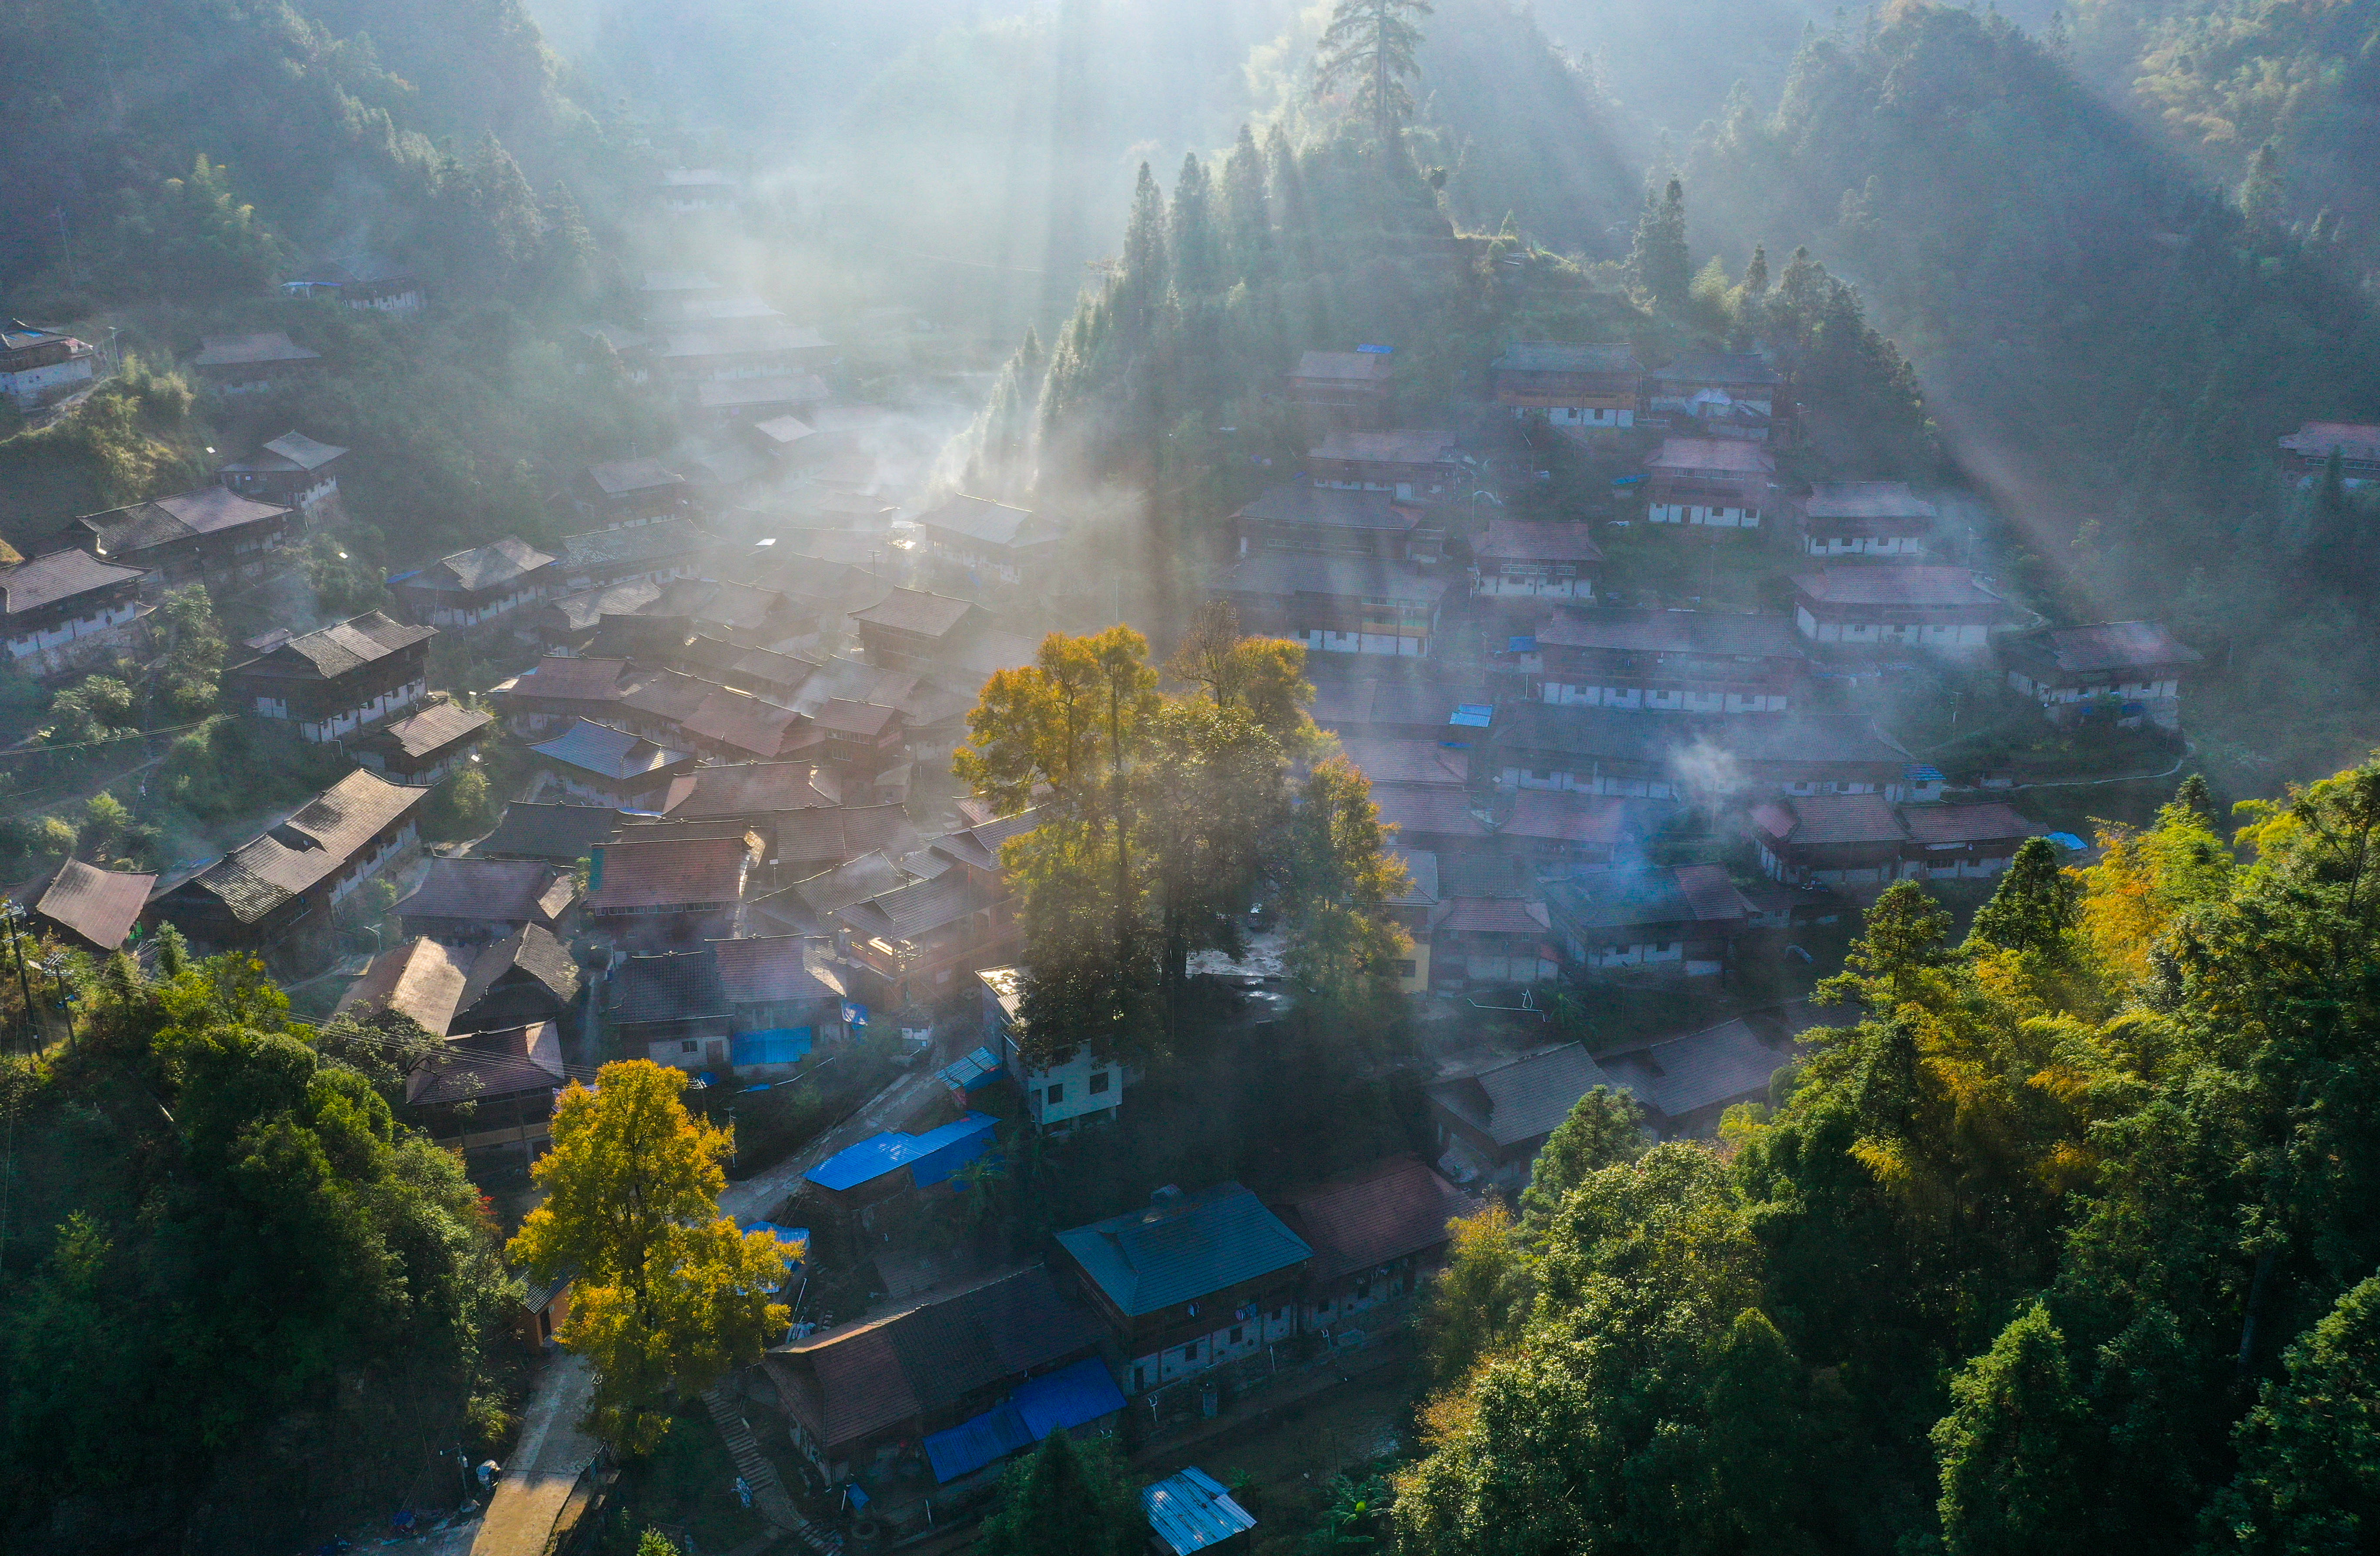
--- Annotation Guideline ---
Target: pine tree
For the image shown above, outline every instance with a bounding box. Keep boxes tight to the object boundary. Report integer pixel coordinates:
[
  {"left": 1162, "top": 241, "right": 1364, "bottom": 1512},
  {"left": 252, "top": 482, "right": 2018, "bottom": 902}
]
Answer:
[
  {"left": 1266, "top": 124, "right": 1316, "bottom": 276},
  {"left": 1312, "top": 0, "right": 1434, "bottom": 148},
  {"left": 1120, "top": 161, "right": 1169, "bottom": 324},
  {"left": 2197, "top": 1272, "right": 2380, "bottom": 1554},
  {"left": 540, "top": 180, "right": 596, "bottom": 303},
  {"left": 977, "top": 1432, "right": 1142, "bottom": 1556},
  {"left": 1932, "top": 1303, "right": 2093, "bottom": 1556},
  {"left": 1168, "top": 152, "right": 1222, "bottom": 298},
  {"left": 1219, "top": 124, "right": 1272, "bottom": 282},
  {"left": 2239, "top": 140, "right": 2286, "bottom": 229},
  {"left": 1520, "top": 1087, "right": 1647, "bottom": 1229},
  {"left": 1627, "top": 176, "right": 1691, "bottom": 309},
  {"left": 1966, "top": 837, "right": 2082, "bottom": 957}
]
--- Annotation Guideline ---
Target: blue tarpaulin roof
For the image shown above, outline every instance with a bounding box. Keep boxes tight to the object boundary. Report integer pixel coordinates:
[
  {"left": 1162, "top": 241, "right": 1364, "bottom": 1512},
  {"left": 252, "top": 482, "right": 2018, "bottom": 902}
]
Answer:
[
  {"left": 804, "top": 1112, "right": 997, "bottom": 1192},
  {"left": 2047, "top": 832, "right": 2088, "bottom": 851},
  {"left": 1145, "top": 1466, "right": 1258, "bottom": 1555},
  {"left": 1448, "top": 704, "right": 1495, "bottom": 728},
  {"left": 1905, "top": 765, "right": 1945, "bottom": 781},
  {"left": 921, "top": 1358, "right": 1126, "bottom": 1483},
  {"left": 733, "top": 1026, "right": 813, "bottom": 1066},
  {"left": 938, "top": 1045, "right": 1004, "bottom": 1091}
]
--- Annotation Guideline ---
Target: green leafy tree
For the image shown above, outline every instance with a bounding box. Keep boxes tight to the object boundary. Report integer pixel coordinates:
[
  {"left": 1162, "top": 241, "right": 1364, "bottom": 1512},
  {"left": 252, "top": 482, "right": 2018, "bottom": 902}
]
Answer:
[
  {"left": 1818, "top": 879, "right": 1952, "bottom": 1011},
  {"left": 1168, "top": 152, "right": 1222, "bottom": 298},
  {"left": 108, "top": 155, "right": 287, "bottom": 299},
  {"left": 1932, "top": 1303, "right": 2092, "bottom": 1555},
  {"left": 1965, "top": 837, "right": 2082, "bottom": 957},
  {"left": 1628, "top": 176, "right": 1692, "bottom": 309},
  {"left": 1312, "top": 0, "right": 1434, "bottom": 147},
  {"left": 1519, "top": 1086, "right": 1647, "bottom": 1229},
  {"left": 977, "top": 1431, "right": 1143, "bottom": 1556},
  {"left": 1219, "top": 124, "right": 1273, "bottom": 281},
  {"left": 2196, "top": 1270, "right": 2380, "bottom": 1553}
]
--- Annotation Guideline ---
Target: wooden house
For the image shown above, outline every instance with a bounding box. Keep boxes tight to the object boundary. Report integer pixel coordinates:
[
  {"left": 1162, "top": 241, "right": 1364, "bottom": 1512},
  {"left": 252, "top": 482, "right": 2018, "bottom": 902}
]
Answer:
[
  {"left": 913, "top": 495, "right": 1065, "bottom": 584},
  {"left": 224, "top": 610, "right": 435, "bottom": 742},
  {"left": 582, "top": 832, "right": 755, "bottom": 950},
  {"left": 1526, "top": 607, "right": 1804, "bottom": 714},
  {"left": 2000, "top": 621, "right": 2200, "bottom": 730},
  {"left": 1306, "top": 429, "right": 1463, "bottom": 503},
  {"left": 851, "top": 588, "right": 987, "bottom": 671},
  {"left": 1470, "top": 518, "right": 1602, "bottom": 599},
  {"left": 2279, "top": 421, "right": 2380, "bottom": 483},
  {"left": 1793, "top": 481, "right": 1936, "bottom": 558},
  {"left": 1268, "top": 1156, "right": 1472, "bottom": 1332},
  {"left": 65, "top": 488, "right": 296, "bottom": 586},
  {"left": 396, "top": 858, "right": 577, "bottom": 945},
  {"left": 1488, "top": 342, "right": 1641, "bottom": 429},
  {"left": 353, "top": 699, "right": 492, "bottom": 785},
  {"left": 1642, "top": 438, "right": 1777, "bottom": 529},
  {"left": 0, "top": 319, "right": 97, "bottom": 410},
  {"left": 189, "top": 331, "right": 321, "bottom": 394},
  {"left": 218, "top": 431, "right": 348, "bottom": 512},
  {"left": 0, "top": 550, "right": 147, "bottom": 674},
  {"left": 1791, "top": 566, "right": 2015, "bottom": 652},
  {"left": 391, "top": 538, "right": 558, "bottom": 628},
  {"left": 1211, "top": 551, "right": 1450, "bottom": 659},
  {"left": 1288, "top": 350, "right": 1395, "bottom": 422},
  {"left": 153, "top": 770, "right": 425, "bottom": 949},
  {"left": 1232, "top": 482, "right": 1427, "bottom": 561},
  {"left": 1751, "top": 795, "right": 2039, "bottom": 885},
  {"left": 32, "top": 860, "right": 155, "bottom": 952},
  {"left": 1426, "top": 1043, "right": 1619, "bottom": 1187},
  {"left": 1646, "top": 353, "right": 1784, "bottom": 440},
  {"left": 1490, "top": 703, "right": 1917, "bottom": 800},
  {"left": 575, "top": 459, "right": 690, "bottom": 529},
  {"left": 1546, "top": 865, "right": 1752, "bottom": 978},
  {"left": 529, "top": 719, "right": 698, "bottom": 809}
]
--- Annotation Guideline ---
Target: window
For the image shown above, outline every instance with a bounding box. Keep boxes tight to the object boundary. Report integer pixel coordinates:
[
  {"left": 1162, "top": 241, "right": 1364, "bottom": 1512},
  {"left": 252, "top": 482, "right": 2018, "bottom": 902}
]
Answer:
[
  {"left": 1394, "top": 959, "right": 1416, "bottom": 979},
  {"left": 680, "top": 1039, "right": 698, "bottom": 1053},
  {"left": 1182, "top": 1344, "right": 1198, "bottom": 1362},
  {"left": 1046, "top": 1083, "right": 1064, "bottom": 1105},
  {"left": 1229, "top": 1324, "right": 1245, "bottom": 1344}
]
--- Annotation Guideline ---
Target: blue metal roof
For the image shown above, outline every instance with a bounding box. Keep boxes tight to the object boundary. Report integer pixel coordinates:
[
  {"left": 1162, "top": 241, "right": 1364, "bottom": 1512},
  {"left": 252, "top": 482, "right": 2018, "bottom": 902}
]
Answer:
[
  {"left": 1905, "top": 765, "right": 1945, "bottom": 781},
  {"left": 2047, "top": 831, "right": 2088, "bottom": 851},
  {"left": 1145, "top": 1466, "right": 1258, "bottom": 1555},
  {"left": 919, "top": 1358, "right": 1125, "bottom": 1484},
  {"left": 803, "top": 1112, "right": 997, "bottom": 1192},
  {"left": 1054, "top": 1184, "right": 1311, "bottom": 1317},
  {"left": 938, "top": 1045, "right": 1004, "bottom": 1091},
  {"left": 1448, "top": 703, "right": 1495, "bottom": 728}
]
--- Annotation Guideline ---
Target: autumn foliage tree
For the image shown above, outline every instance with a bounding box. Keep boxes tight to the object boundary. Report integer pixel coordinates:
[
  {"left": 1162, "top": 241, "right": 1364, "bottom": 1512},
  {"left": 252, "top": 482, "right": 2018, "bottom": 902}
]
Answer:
[{"left": 508, "top": 1061, "right": 789, "bottom": 1453}]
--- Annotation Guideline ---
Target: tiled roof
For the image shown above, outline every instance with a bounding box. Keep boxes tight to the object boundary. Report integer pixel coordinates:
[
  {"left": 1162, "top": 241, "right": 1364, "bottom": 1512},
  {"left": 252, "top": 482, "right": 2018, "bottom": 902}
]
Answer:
[
  {"left": 1292, "top": 350, "right": 1394, "bottom": 384},
  {"left": 187, "top": 770, "right": 427, "bottom": 924},
  {"left": 616, "top": 670, "right": 720, "bottom": 726},
  {"left": 424, "top": 537, "right": 556, "bottom": 593},
  {"left": 1752, "top": 793, "right": 1904, "bottom": 846},
  {"left": 750, "top": 414, "right": 815, "bottom": 446},
  {"left": 1491, "top": 341, "right": 1640, "bottom": 375},
  {"left": 2280, "top": 421, "right": 2380, "bottom": 459},
  {"left": 559, "top": 518, "right": 710, "bottom": 572},
  {"left": 1391, "top": 847, "right": 1439, "bottom": 905},
  {"left": 84, "top": 488, "right": 291, "bottom": 553},
  {"left": 852, "top": 587, "right": 981, "bottom": 639},
  {"left": 34, "top": 859, "right": 155, "bottom": 949},
  {"left": 1548, "top": 867, "right": 1744, "bottom": 932},
  {"left": 682, "top": 689, "right": 804, "bottom": 758},
  {"left": 475, "top": 802, "right": 623, "bottom": 863},
  {"left": 336, "top": 937, "right": 469, "bottom": 1034},
  {"left": 1646, "top": 437, "right": 1777, "bottom": 476},
  {"left": 241, "top": 610, "right": 432, "bottom": 680},
  {"left": 222, "top": 430, "right": 347, "bottom": 473},
  {"left": 811, "top": 697, "right": 899, "bottom": 737},
  {"left": 405, "top": 1023, "right": 564, "bottom": 1107},
  {"left": 511, "top": 657, "right": 633, "bottom": 706},
  {"left": 1599, "top": 1000, "right": 1818, "bottom": 1123},
  {"left": 1800, "top": 481, "right": 1937, "bottom": 521},
  {"left": 663, "top": 763, "right": 838, "bottom": 818},
  {"left": 532, "top": 721, "right": 690, "bottom": 782},
  {"left": 713, "top": 934, "right": 837, "bottom": 1004},
  {"left": 1790, "top": 566, "right": 2005, "bottom": 608},
  {"left": 1492, "top": 703, "right": 1911, "bottom": 768},
  {"left": 1370, "top": 783, "right": 1490, "bottom": 841},
  {"left": 1429, "top": 1043, "right": 1615, "bottom": 1147},
  {"left": 1213, "top": 551, "right": 1451, "bottom": 606},
  {"left": 398, "top": 858, "right": 573, "bottom": 926},
  {"left": 2015, "top": 621, "right": 2202, "bottom": 674},
  {"left": 772, "top": 805, "right": 923, "bottom": 866},
  {"left": 610, "top": 947, "right": 729, "bottom": 1023},
  {"left": 915, "top": 495, "right": 1057, "bottom": 549},
  {"left": 1435, "top": 896, "right": 1553, "bottom": 936},
  {"left": 1500, "top": 790, "right": 1637, "bottom": 845},
  {"left": 456, "top": 923, "right": 582, "bottom": 1022},
  {"left": 369, "top": 701, "right": 492, "bottom": 760},
  {"left": 193, "top": 331, "right": 318, "bottom": 366},
  {"left": 0, "top": 549, "right": 145, "bottom": 616},
  {"left": 1901, "top": 802, "right": 2036, "bottom": 846},
  {"left": 1338, "top": 738, "right": 1467, "bottom": 787},
  {"left": 696, "top": 373, "right": 828, "bottom": 409},
  {"left": 835, "top": 874, "right": 976, "bottom": 943},
  {"left": 588, "top": 835, "right": 750, "bottom": 910},
  {"left": 1307, "top": 429, "right": 1459, "bottom": 465},
  {"left": 763, "top": 1266, "right": 1104, "bottom": 1453},
  {"left": 1271, "top": 1155, "right": 1473, "bottom": 1281},
  {"left": 1473, "top": 518, "right": 1604, "bottom": 563},
  {"left": 1235, "top": 481, "right": 1416, "bottom": 532},
  {"left": 1055, "top": 1184, "right": 1312, "bottom": 1316},
  {"left": 1536, "top": 607, "right": 1801, "bottom": 658}
]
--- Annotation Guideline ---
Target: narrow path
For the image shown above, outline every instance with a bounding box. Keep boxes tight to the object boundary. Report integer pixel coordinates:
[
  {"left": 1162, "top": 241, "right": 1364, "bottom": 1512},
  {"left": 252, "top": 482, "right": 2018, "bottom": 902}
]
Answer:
[{"left": 701, "top": 1383, "right": 841, "bottom": 1555}]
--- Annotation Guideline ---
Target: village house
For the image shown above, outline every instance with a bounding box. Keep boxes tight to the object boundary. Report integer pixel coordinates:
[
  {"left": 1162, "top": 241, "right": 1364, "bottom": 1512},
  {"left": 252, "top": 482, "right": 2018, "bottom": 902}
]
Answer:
[
  {"left": 352, "top": 699, "right": 492, "bottom": 785},
  {"left": 153, "top": 769, "right": 427, "bottom": 950},
  {"left": 914, "top": 494, "right": 1066, "bottom": 584},
  {"left": 2278, "top": 420, "right": 2380, "bottom": 484},
  {"left": 1054, "top": 1184, "right": 1312, "bottom": 1396},
  {"left": 280, "top": 255, "right": 422, "bottom": 313},
  {"left": 452, "top": 925, "right": 583, "bottom": 1033},
  {"left": 746, "top": 413, "right": 820, "bottom": 470},
  {"left": 648, "top": 761, "right": 839, "bottom": 869},
  {"left": 64, "top": 488, "right": 298, "bottom": 586},
  {"left": 694, "top": 373, "right": 830, "bottom": 426},
  {"left": 807, "top": 698, "right": 907, "bottom": 778},
  {"left": 218, "top": 431, "right": 348, "bottom": 514},
  {"left": 1752, "top": 795, "right": 2039, "bottom": 885},
  {"left": 672, "top": 684, "right": 811, "bottom": 765},
  {"left": 1470, "top": 518, "right": 1602, "bottom": 599},
  {"left": 1288, "top": 349, "right": 1395, "bottom": 422},
  {"left": 1791, "top": 565, "right": 2015, "bottom": 651},
  {"left": 979, "top": 966, "right": 1127, "bottom": 1132},
  {"left": 224, "top": 610, "right": 435, "bottom": 742},
  {"left": 802, "top": 1113, "right": 1001, "bottom": 1217},
  {"left": 609, "top": 936, "right": 844, "bottom": 1073},
  {"left": 1490, "top": 703, "right": 1917, "bottom": 800},
  {"left": 396, "top": 857, "right": 577, "bottom": 945},
  {"left": 1427, "top": 1043, "right": 1619, "bottom": 1187},
  {"left": 656, "top": 323, "right": 830, "bottom": 385},
  {"left": 1388, "top": 848, "right": 1438, "bottom": 993},
  {"left": 1305, "top": 665, "right": 1498, "bottom": 744},
  {"left": 1212, "top": 551, "right": 1451, "bottom": 658},
  {"left": 833, "top": 852, "right": 1019, "bottom": 1011},
  {"left": 0, "top": 550, "right": 147, "bottom": 674},
  {"left": 851, "top": 587, "right": 988, "bottom": 671},
  {"left": 1597, "top": 1001, "right": 1818, "bottom": 1139},
  {"left": 770, "top": 804, "right": 922, "bottom": 881},
  {"left": 656, "top": 167, "right": 743, "bottom": 216},
  {"left": 1793, "top": 481, "right": 1937, "bottom": 557},
  {"left": 1642, "top": 437, "right": 1777, "bottom": 529},
  {"left": 759, "top": 1266, "right": 1111, "bottom": 1487},
  {"left": 529, "top": 720, "right": 698, "bottom": 808},
  {"left": 1524, "top": 607, "right": 1805, "bottom": 714},
  {"left": 403, "top": 1023, "right": 568, "bottom": 1163},
  {"left": 0, "top": 319, "right": 99, "bottom": 409},
  {"left": 574, "top": 459, "right": 691, "bottom": 529},
  {"left": 1268, "top": 1155, "right": 1473, "bottom": 1334},
  {"left": 475, "top": 801, "right": 623, "bottom": 866},
  {"left": 1339, "top": 738, "right": 1467, "bottom": 787},
  {"left": 582, "top": 832, "right": 756, "bottom": 951},
  {"left": 1488, "top": 341, "right": 1642, "bottom": 429},
  {"left": 502, "top": 657, "right": 632, "bottom": 736},
  {"left": 634, "top": 270, "right": 726, "bottom": 320},
  {"left": 390, "top": 537, "right": 558, "bottom": 628},
  {"left": 1429, "top": 896, "right": 1558, "bottom": 989},
  {"left": 2000, "top": 620, "right": 2201, "bottom": 729},
  {"left": 189, "top": 330, "right": 322, "bottom": 394},
  {"left": 1545, "top": 864, "right": 1753, "bottom": 978},
  {"left": 1496, "top": 789, "right": 1650, "bottom": 872},
  {"left": 675, "top": 636, "right": 820, "bottom": 705},
  {"left": 1646, "top": 353, "right": 1784, "bottom": 440},
  {"left": 553, "top": 520, "right": 714, "bottom": 600},
  {"left": 1233, "top": 481, "right": 1427, "bottom": 561},
  {"left": 336, "top": 936, "right": 469, "bottom": 1034},
  {"left": 33, "top": 860, "right": 156, "bottom": 952},
  {"left": 1307, "top": 429, "right": 1463, "bottom": 503}
]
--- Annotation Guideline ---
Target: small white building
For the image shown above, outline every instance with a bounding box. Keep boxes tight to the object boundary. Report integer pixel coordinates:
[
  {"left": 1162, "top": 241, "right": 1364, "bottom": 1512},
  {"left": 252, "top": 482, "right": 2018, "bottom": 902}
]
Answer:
[
  {"left": 979, "top": 966, "right": 1126, "bottom": 1131},
  {"left": 0, "top": 321, "right": 99, "bottom": 410}
]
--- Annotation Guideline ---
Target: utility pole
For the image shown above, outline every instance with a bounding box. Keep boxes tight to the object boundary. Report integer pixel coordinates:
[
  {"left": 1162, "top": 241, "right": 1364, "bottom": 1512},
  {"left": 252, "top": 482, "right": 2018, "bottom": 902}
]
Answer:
[
  {"left": 1, "top": 905, "right": 34, "bottom": 1052},
  {"left": 53, "top": 206, "right": 80, "bottom": 293}
]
